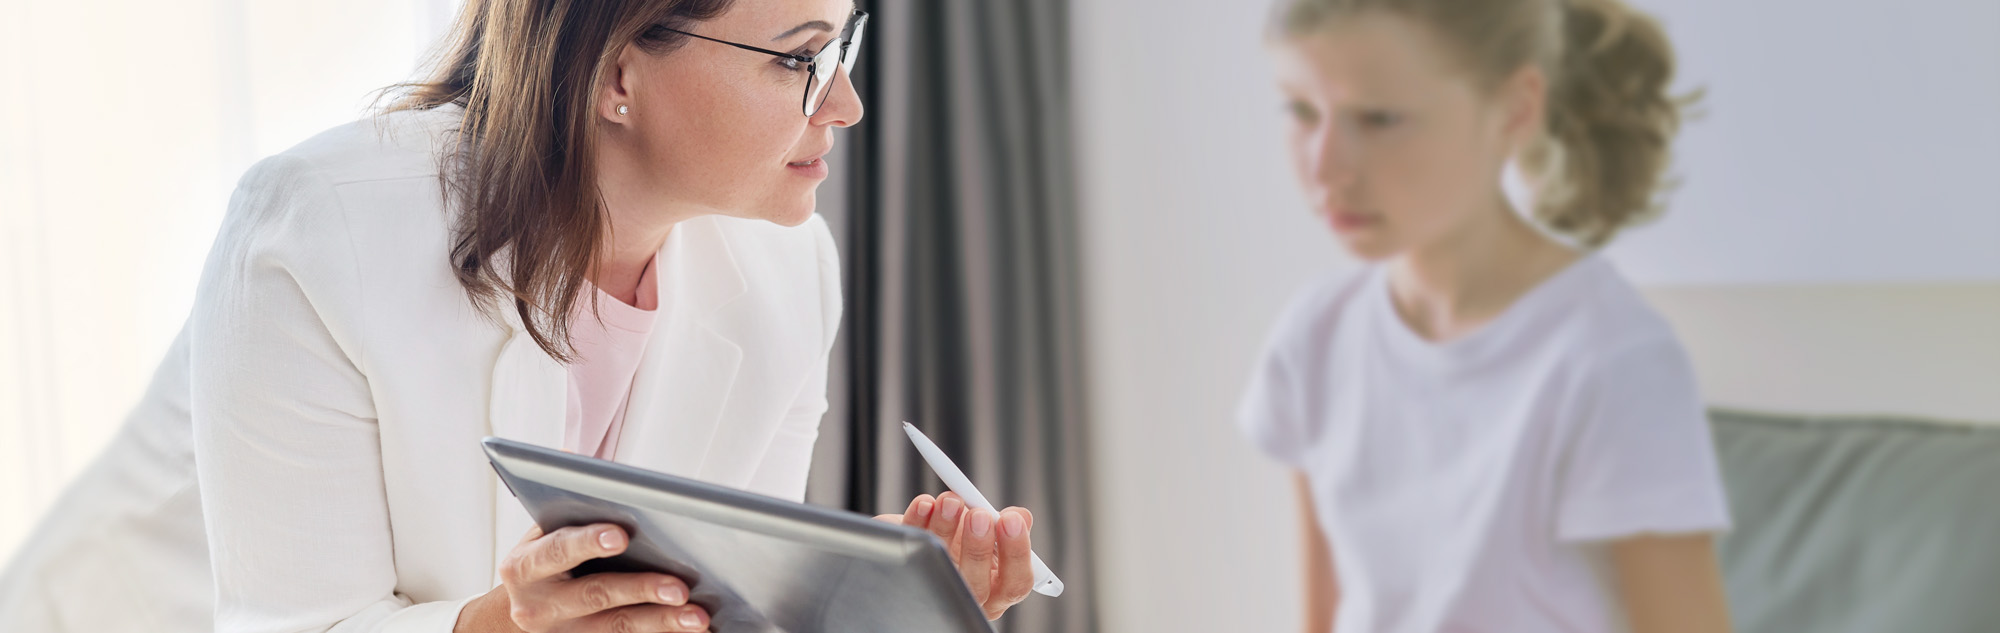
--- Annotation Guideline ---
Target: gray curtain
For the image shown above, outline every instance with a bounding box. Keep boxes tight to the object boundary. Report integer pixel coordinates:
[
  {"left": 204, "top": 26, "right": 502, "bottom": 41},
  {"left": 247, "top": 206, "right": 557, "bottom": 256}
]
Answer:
[{"left": 806, "top": 1, "right": 1098, "bottom": 631}]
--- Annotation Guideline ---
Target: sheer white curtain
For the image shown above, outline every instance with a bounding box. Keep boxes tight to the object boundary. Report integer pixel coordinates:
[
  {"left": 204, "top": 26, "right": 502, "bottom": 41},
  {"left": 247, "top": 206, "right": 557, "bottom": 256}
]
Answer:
[{"left": 0, "top": 0, "right": 462, "bottom": 561}]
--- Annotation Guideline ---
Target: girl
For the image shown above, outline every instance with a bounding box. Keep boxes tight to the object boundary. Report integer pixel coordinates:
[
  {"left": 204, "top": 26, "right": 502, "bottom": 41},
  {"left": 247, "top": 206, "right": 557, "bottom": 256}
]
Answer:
[{"left": 1239, "top": 0, "right": 1734, "bottom": 631}]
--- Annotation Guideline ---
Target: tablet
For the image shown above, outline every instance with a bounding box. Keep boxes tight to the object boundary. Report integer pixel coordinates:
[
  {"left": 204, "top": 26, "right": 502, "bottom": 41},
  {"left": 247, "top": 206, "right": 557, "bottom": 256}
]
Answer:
[{"left": 482, "top": 437, "right": 994, "bottom": 633}]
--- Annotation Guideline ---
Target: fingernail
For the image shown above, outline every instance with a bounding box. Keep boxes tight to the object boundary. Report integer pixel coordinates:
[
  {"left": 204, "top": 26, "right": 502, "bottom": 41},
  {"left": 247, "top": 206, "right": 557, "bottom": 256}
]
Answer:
[
  {"left": 679, "top": 609, "right": 705, "bottom": 628},
  {"left": 943, "top": 499, "right": 963, "bottom": 521},
  {"left": 917, "top": 499, "right": 934, "bottom": 519},
  {"left": 970, "top": 510, "right": 993, "bottom": 537},
  {"left": 599, "top": 529, "right": 624, "bottom": 550},
  {"left": 1002, "top": 513, "right": 1024, "bottom": 538},
  {"left": 658, "top": 584, "right": 686, "bottom": 604}
]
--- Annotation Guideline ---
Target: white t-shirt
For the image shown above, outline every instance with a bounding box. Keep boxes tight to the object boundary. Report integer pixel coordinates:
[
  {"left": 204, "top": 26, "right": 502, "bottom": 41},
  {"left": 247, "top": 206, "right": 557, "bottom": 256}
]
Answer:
[{"left": 1238, "top": 254, "right": 1731, "bottom": 633}]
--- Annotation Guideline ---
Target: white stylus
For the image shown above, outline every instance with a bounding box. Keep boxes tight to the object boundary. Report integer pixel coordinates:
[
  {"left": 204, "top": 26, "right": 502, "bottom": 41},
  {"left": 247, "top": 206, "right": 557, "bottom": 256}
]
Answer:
[{"left": 901, "top": 422, "right": 1065, "bottom": 598}]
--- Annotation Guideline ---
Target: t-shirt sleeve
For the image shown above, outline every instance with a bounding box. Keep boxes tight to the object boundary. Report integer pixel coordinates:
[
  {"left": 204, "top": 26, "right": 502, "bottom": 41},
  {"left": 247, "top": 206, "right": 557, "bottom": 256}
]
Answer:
[
  {"left": 1237, "top": 284, "right": 1329, "bottom": 469},
  {"left": 1556, "top": 338, "right": 1733, "bottom": 542},
  {"left": 1237, "top": 337, "right": 1310, "bottom": 468}
]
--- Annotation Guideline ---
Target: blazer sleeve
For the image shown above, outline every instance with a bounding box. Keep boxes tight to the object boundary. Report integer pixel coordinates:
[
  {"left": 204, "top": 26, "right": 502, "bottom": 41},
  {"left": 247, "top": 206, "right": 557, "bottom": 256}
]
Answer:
[
  {"left": 190, "top": 155, "right": 474, "bottom": 633},
  {"left": 744, "top": 214, "right": 843, "bottom": 503}
]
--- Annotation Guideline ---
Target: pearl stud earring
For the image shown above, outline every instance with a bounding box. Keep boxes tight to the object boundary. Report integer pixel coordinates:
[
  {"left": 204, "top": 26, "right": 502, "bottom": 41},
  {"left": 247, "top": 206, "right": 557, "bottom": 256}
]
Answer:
[{"left": 617, "top": 104, "right": 629, "bottom": 116}]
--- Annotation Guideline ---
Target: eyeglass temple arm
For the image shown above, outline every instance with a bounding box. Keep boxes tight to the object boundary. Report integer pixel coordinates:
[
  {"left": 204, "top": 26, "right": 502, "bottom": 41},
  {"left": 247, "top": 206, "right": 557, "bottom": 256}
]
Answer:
[{"left": 658, "top": 28, "right": 812, "bottom": 62}]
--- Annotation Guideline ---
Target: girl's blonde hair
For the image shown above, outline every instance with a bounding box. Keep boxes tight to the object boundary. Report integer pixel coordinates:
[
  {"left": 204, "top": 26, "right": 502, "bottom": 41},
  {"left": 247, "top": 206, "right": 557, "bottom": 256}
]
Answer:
[{"left": 1272, "top": 0, "right": 1693, "bottom": 247}]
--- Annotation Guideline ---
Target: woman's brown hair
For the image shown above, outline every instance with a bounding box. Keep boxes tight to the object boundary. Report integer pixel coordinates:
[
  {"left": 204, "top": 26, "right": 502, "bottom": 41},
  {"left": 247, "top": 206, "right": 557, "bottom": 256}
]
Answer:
[
  {"left": 1271, "top": 0, "right": 1694, "bottom": 248},
  {"left": 386, "top": 0, "right": 734, "bottom": 362}
]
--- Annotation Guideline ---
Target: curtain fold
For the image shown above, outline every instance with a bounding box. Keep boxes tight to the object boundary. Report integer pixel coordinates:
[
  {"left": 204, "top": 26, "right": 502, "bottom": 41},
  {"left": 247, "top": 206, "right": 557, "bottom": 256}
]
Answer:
[{"left": 812, "top": 1, "right": 1098, "bottom": 631}]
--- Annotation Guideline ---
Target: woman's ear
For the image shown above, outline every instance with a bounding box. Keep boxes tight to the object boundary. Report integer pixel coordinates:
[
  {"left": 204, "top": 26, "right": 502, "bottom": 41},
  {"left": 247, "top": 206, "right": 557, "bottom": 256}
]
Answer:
[{"left": 600, "top": 44, "right": 640, "bottom": 121}]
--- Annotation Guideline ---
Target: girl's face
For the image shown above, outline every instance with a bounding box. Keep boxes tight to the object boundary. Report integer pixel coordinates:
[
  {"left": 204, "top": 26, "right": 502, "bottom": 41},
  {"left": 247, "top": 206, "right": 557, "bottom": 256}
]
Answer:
[
  {"left": 1271, "top": 13, "right": 1540, "bottom": 261},
  {"left": 606, "top": 0, "right": 865, "bottom": 228}
]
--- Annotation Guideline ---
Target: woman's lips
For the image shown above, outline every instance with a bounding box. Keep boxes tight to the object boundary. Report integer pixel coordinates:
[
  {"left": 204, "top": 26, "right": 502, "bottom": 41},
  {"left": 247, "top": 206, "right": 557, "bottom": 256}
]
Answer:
[{"left": 787, "top": 156, "right": 829, "bottom": 179}]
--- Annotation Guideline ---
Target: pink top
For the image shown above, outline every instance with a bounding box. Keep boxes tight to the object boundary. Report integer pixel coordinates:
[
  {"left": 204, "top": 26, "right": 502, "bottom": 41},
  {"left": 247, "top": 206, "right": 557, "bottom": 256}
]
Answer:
[{"left": 564, "top": 256, "right": 660, "bottom": 459}]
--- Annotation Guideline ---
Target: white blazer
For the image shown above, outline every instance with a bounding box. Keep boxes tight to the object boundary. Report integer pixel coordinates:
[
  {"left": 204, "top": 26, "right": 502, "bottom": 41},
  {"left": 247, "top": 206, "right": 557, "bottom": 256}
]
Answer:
[{"left": 0, "top": 106, "right": 842, "bottom": 633}]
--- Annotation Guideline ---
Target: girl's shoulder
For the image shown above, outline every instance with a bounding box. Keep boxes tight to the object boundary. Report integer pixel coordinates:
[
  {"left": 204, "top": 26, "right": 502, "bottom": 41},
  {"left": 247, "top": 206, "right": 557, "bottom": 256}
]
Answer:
[
  {"left": 1564, "top": 257, "right": 1683, "bottom": 349},
  {"left": 1534, "top": 257, "right": 1693, "bottom": 377},
  {"left": 1293, "top": 266, "right": 1378, "bottom": 316},
  {"left": 1259, "top": 266, "right": 1381, "bottom": 358}
]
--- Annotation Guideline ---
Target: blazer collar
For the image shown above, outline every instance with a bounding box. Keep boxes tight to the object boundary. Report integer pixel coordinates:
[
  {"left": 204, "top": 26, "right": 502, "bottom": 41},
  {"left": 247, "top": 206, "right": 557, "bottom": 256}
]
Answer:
[{"left": 484, "top": 217, "right": 749, "bottom": 446}]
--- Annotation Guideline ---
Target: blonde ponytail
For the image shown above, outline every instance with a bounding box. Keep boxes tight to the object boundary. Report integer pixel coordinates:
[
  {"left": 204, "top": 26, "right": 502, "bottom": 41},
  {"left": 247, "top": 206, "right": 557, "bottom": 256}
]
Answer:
[{"left": 1521, "top": 0, "right": 1689, "bottom": 247}]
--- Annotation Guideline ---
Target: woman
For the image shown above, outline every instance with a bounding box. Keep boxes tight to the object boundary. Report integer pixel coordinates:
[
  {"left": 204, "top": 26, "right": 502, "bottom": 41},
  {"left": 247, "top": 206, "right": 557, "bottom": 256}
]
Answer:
[
  {"left": 0, "top": 1, "right": 1036, "bottom": 631},
  {"left": 1239, "top": 0, "right": 1735, "bottom": 631}
]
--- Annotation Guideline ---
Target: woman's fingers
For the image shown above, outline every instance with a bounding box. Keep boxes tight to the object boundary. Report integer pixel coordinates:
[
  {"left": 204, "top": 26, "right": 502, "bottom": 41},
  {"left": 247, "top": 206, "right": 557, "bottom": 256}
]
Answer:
[
  {"left": 930, "top": 494, "right": 967, "bottom": 562},
  {"left": 907, "top": 492, "right": 1038, "bottom": 620},
  {"left": 902, "top": 494, "right": 937, "bottom": 529},
  {"left": 956, "top": 509, "right": 1000, "bottom": 612},
  {"left": 570, "top": 602, "right": 711, "bottom": 632},
  {"left": 988, "top": 507, "right": 1036, "bottom": 617},
  {"left": 874, "top": 494, "right": 940, "bottom": 526},
  {"left": 534, "top": 572, "right": 689, "bottom": 623},
  {"left": 501, "top": 524, "right": 626, "bottom": 586}
]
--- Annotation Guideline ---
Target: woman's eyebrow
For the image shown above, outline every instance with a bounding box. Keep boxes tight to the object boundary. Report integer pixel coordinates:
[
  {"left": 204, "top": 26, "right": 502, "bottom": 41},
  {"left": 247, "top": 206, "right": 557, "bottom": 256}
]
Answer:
[{"left": 772, "top": 20, "right": 835, "bottom": 42}]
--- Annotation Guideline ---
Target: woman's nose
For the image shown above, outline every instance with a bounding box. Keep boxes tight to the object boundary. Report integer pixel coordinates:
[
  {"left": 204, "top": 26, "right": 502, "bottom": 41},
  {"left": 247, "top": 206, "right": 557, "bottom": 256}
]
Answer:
[{"left": 813, "top": 66, "right": 866, "bottom": 128}]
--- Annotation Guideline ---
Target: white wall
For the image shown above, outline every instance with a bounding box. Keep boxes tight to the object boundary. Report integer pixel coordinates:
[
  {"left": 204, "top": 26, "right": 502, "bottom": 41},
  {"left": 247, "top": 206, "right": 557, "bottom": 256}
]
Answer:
[
  {"left": 1071, "top": 1, "right": 1999, "bottom": 631},
  {"left": 0, "top": 0, "right": 461, "bottom": 565},
  {"left": 1071, "top": 2, "right": 1344, "bottom": 631},
  {"left": 1608, "top": 0, "right": 2000, "bottom": 285}
]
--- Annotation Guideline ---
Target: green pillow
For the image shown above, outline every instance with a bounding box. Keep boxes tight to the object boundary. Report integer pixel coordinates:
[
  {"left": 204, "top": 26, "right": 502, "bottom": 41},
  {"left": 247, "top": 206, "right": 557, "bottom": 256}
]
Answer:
[{"left": 1713, "top": 409, "right": 2000, "bottom": 633}]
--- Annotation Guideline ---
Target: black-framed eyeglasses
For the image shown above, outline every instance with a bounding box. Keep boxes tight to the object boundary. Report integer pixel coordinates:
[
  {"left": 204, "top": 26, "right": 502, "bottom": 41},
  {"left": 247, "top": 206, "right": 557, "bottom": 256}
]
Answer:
[{"left": 653, "top": 10, "right": 869, "bottom": 117}]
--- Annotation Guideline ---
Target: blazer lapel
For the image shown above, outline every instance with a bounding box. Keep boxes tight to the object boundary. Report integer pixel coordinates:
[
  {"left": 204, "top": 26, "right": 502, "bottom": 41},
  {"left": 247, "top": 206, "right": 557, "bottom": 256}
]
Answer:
[
  {"left": 615, "top": 218, "right": 748, "bottom": 482},
  {"left": 487, "top": 305, "right": 569, "bottom": 449},
  {"left": 486, "top": 299, "right": 569, "bottom": 578}
]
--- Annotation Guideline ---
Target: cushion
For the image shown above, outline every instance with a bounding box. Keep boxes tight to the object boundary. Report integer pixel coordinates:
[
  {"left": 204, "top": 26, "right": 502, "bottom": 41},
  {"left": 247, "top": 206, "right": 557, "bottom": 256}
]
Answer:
[{"left": 1713, "top": 409, "right": 2000, "bottom": 633}]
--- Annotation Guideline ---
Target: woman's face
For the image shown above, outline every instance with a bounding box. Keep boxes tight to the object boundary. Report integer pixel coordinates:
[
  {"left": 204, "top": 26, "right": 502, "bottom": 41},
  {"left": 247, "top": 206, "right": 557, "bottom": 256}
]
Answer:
[
  {"left": 1270, "top": 13, "right": 1538, "bottom": 261},
  {"left": 605, "top": 0, "right": 864, "bottom": 228}
]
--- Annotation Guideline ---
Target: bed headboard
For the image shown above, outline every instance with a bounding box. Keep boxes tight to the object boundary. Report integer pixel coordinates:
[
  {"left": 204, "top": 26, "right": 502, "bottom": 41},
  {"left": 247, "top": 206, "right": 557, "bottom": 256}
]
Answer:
[{"left": 1641, "top": 284, "right": 2000, "bottom": 424}]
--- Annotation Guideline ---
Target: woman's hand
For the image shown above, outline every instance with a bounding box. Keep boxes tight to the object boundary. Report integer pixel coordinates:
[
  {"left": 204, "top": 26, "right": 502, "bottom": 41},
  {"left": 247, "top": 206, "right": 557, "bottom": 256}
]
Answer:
[
  {"left": 455, "top": 524, "right": 710, "bottom": 633},
  {"left": 875, "top": 492, "right": 1037, "bottom": 621}
]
